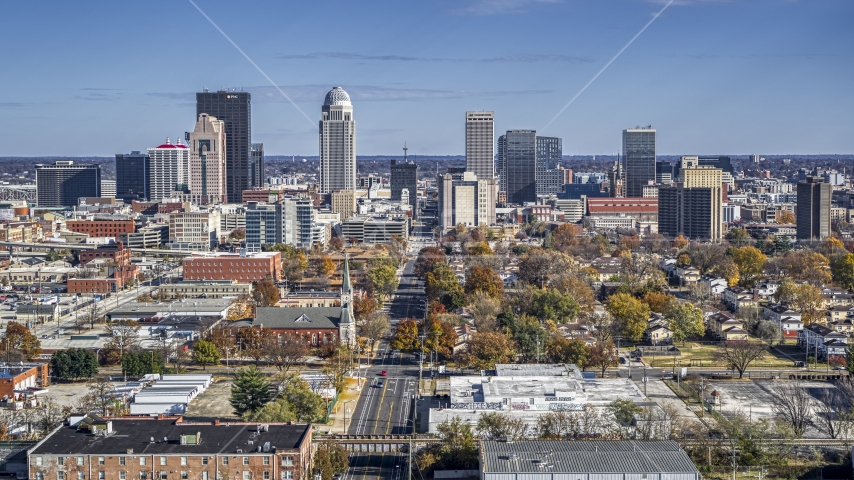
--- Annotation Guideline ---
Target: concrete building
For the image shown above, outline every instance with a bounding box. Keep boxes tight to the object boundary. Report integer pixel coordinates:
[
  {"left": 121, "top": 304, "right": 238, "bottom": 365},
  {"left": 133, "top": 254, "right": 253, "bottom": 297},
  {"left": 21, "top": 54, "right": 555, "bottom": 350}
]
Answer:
[
  {"left": 28, "top": 417, "right": 312, "bottom": 480},
  {"left": 495, "top": 134, "right": 507, "bottom": 192},
  {"left": 465, "top": 111, "right": 494, "bottom": 181},
  {"left": 251, "top": 143, "right": 265, "bottom": 190},
  {"left": 331, "top": 190, "right": 356, "bottom": 221},
  {"left": 158, "top": 280, "right": 252, "bottom": 300},
  {"left": 148, "top": 138, "right": 189, "bottom": 202},
  {"left": 35, "top": 161, "right": 101, "bottom": 208},
  {"left": 797, "top": 176, "right": 832, "bottom": 240},
  {"left": 341, "top": 216, "right": 409, "bottom": 244},
  {"left": 196, "top": 90, "right": 254, "bottom": 202},
  {"left": 187, "top": 113, "right": 227, "bottom": 205},
  {"left": 503, "top": 130, "right": 537, "bottom": 204},
  {"left": 100, "top": 180, "right": 116, "bottom": 199},
  {"left": 438, "top": 171, "right": 498, "bottom": 230},
  {"left": 622, "top": 127, "right": 656, "bottom": 198},
  {"left": 182, "top": 251, "right": 282, "bottom": 282},
  {"left": 119, "top": 224, "right": 169, "bottom": 248},
  {"left": 168, "top": 211, "right": 221, "bottom": 250},
  {"left": 658, "top": 157, "right": 723, "bottom": 240},
  {"left": 535, "top": 136, "right": 563, "bottom": 195},
  {"left": 390, "top": 159, "right": 418, "bottom": 218},
  {"left": 115, "top": 151, "right": 150, "bottom": 202},
  {"left": 319, "top": 87, "right": 356, "bottom": 193}
]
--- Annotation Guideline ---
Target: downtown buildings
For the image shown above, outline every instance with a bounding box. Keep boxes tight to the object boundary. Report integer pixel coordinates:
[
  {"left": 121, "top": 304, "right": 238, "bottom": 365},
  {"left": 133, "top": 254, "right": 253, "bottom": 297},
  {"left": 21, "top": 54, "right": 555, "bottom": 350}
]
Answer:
[
  {"left": 465, "top": 111, "right": 494, "bottom": 181},
  {"left": 390, "top": 158, "right": 418, "bottom": 219},
  {"left": 319, "top": 87, "right": 356, "bottom": 194},
  {"left": 35, "top": 161, "right": 101, "bottom": 207},
  {"left": 797, "top": 176, "right": 832, "bottom": 240},
  {"left": 495, "top": 130, "right": 564, "bottom": 204},
  {"left": 438, "top": 170, "right": 498, "bottom": 230},
  {"left": 187, "top": 113, "right": 227, "bottom": 204},
  {"left": 147, "top": 138, "right": 190, "bottom": 202},
  {"left": 658, "top": 157, "right": 724, "bottom": 240},
  {"left": 622, "top": 127, "right": 656, "bottom": 198}
]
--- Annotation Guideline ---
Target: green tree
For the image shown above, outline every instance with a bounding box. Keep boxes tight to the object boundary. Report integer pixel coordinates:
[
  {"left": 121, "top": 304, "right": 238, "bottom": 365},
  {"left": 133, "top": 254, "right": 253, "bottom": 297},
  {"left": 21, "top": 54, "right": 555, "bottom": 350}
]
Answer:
[
  {"left": 531, "top": 288, "right": 581, "bottom": 322},
  {"left": 191, "top": 340, "right": 221, "bottom": 370},
  {"left": 832, "top": 253, "right": 854, "bottom": 290},
  {"left": 425, "top": 262, "right": 466, "bottom": 310},
  {"left": 312, "top": 439, "right": 350, "bottom": 480},
  {"left": 726, "top": 228, "right": 752, "bottom": 247},
  {"left": 544, "top": 336, "right": 589, "bottom": 369},
  {"left": 283, "top": 381, "right": 326, "bottom": 422},
  {"left": 248, "top": 397, "right": 295, "bottom": 422},
  {"left": 51, "top": 348, "right": 98, "bottom": 381},
  {"left": 605, "top": 293, "right": 651, "bottom": 342},
  {"left": 665, "top": 302, "right": 705, "bottom": 345},
  {"left": 608, "top": 399, "right": 642, "bottom": 437},
  {"left": 366, "top": 264, "right": 399, "bottom": 301},
  {"left": 230, "top": 365, "right": 272, "bottom": 417},
  {"left": 415, "top": 246, "right": 447, "bottom": 278},
  {"left": 121, "top": 350, "right": 165, "bottom": 377}
]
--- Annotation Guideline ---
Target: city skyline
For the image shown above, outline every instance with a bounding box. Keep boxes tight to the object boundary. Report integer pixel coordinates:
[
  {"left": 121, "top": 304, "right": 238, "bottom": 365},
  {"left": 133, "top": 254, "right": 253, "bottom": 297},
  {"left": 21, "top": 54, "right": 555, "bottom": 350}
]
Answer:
[{"left": 0, "top": 1, "right": 852, "bottom": 157}]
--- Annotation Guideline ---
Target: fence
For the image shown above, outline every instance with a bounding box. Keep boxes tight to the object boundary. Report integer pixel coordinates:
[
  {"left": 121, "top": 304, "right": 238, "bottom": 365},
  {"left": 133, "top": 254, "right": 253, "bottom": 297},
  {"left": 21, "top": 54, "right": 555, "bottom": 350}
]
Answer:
[{"left": 322, "top": 392, "right": 340, "bottom": 423}]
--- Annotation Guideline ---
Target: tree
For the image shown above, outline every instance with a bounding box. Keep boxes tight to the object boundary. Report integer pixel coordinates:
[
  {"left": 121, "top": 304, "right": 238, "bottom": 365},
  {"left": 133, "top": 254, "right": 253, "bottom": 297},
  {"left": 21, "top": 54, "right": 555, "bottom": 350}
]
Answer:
[
  {"left": 366, "top": 264, "right": 399, "bottom": 301},
  {"left": 505, "top": 314, "right": 548, "bottom": 362},
  {"left": 0, "top": 322, "right": 41, "bottom": 361},
  {"left": 544, "top": 337, "right": 589, "bottom": 369},
  {"left": 312, "top": 254, "right": 335, "bottom": 277},
  {"left": 86, "top": 380, "right": 116, "bottom": 416},
  {"left": 329, "top": 236, "right": 344, "bottom": 251},
  {"left": 605, "top": 293, "right": 651, "bottom": 342},
  {"left": 227, "top": 297, "right": 253, "bottom": 320},
  {"left": 191, "top": 340, "right": 220, "bottom": 370},
  {"left": 832, "top": 253, "right": 854, "bottom": 290},
  {"left": 249, "top": 397, "right": 295, "bottom": 422},
  {"left": 518, "top": 249, "right": 576, "bottom": 288},
  {"left": 772, "top": 381, "right": 812, "bottom": 437},
  {"left": 665, "top": 302, "right": 705, "bottom": 345},
  {"left": 230, "top": 365, "right": 272, "bottom": 417},
  {"left": 359, "top": 313, "right": 390, "bottom": 356},
  {"left": 264, "top": 332, "right": 309, "bottom": 372},
  {"left": 730, "top": 246, "right": 767, "bottom": 287},
  {"left": 279, "top": 375, "right": 326, "bottom": 422},
  {"left": 777, "top": 210, "right": 795, "bottom": 224},
  {"left": 672, "top": 235, "right": 688, "bottom": 249},
  {"left": 686, "top": 243, "right": 729, "bottom": 275},
  {"left": 252, "top": 276, "right": 280, "bottom": 306},
  {"left": 550, "top": 275, "right": 595, "bottom": 313},
  {"left": 726, "top": 228, "right": 752, "bottom": 247},
  {"left": 103, "top": 319, "right": 140, "bottom": 362},
  {"left": 311, "top": 439, "right": 350, "bottom": 480},
  {"left": 716, "top": 341, "right": 766, "bottom": 378},
  {"left": 425, "top": 263, "right": 465, "bottom": 310},
  {"left": 229, "top": 228, "right": 246, "bottom": 241},
  {"left": 588, "top": 340, "right": 618, "bottom": 376},
  {"left": 463, "top": 332, "right": 516, "bottom": 370},
  {"left": 389, "top": 318, "right": 420, "bottom": 352},
  {"left": 121, "top": 350, "right": 164, "bottom": 377},
  {"left": 238, "top": 327, "right": 274, "bottom": 364},
  {"left": 51, "top": 348, "right": 98, "bottom": 381},
  {"left": 608, "top": 399, "right": 642, "bottom": 437},
  {"left": 477, "top": 411, "right": 530, "bottom": 439},
  {"left": 779, "top": 250, "right": 831, "bottom": 285},
  {"left": 353, "top": 294, "right": 378, "bottom": 323},
  {"left": 788, "top": 282, "right": 826, "bottom": 325},
  {"left": 641, "top": 291, "right": 675, "bottom": 314},
  {"left": 464, "top": 265, "right": 503, "bottom": 299},
  {"left": 417, "top": 418, "right": 479, "bottom": 474},
  {"left": 470, "top": 292, "right": 502, "bottom": 332},
  {"left": 812, "top": 388, "right": 854, "bottom": 440},
  {"left": 415, "top": 246, "right": 447, "bottom": 278},
  {"left": 530, "top": 288, "right": 581, "bottom": 323},
  {"left": 282, "top": 250, "right": 308, "bottom": 285}
]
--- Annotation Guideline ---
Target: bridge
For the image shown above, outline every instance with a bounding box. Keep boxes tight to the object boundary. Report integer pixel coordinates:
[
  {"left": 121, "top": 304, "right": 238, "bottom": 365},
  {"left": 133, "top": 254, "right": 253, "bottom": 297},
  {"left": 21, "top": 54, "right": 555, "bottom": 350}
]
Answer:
[
  {"left": 315, "top": 434, "right": 440, "bottom": 453},
  {"left": 0, "top": 185, "right": 36, "bottom": 202}
]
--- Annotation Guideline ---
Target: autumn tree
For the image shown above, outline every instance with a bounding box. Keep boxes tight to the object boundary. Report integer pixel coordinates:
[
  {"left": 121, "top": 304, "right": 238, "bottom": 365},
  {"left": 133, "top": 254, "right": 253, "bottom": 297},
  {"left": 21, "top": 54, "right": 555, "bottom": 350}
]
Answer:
[
  {"left": 0, "top": 322, "right": 41, "bottom": 361},
  {"left": 423, "top": 316, "right": 458, "bottom": 359},
  {"left": 672, "top": 235, "right": 688, "bottom": 250},
  {"left": 665, "top": 302, "right": 705, "bottom": 345},
  {"left": 353, "top": 293, "right": 378, "bottom": 323},
  {"left": 715, "top": 341, "right": 766, "bottom": 378},
  {"left": 730, "top": 246, "right": 767, "bottom": 287},
  {"left": 588, "top": 340, "right": 618, "bottom": 376},
  {"left": 832, "top": 253, "right": 854, "bottom": 290},
  {"left": 415, "top": 246, "right": 447, "bottom": 278},
  {"left": 530, "top": 288, "right": 580, "bottom": 323},
  {"left": 779, "top": 250, "right": 831, "bottom": 285},
  {"left": 686, "top": 242, "right": 729, "bottom": 275},
  {"left": 545, "top": 336, "right": 589, "bottom": 369},
  {"left": 389, "top": 318, "right": 420, "bottom": 352},
  {"left": 467, "top": 241, "right": 493, "bottom": 256},
  {"left": 517, "top": 249, "right": 576, "bottom": 288},
  {"left": 463, "top": 332, "right": 516, "bottom": 370},
  {"left": 464, "top": 265, "right": 503, "bottom": 299},
  {"left": 329, "top": 236, "right": 344, "bottom": 251},
  {"left": 470, "top": 292, "right": 502, "bottom": 332},
  {"left": 238, "top": 327, "right": 274, "bottom": 364},
  {"left": 311, "top": 439, "right": 350, "bottom": 480},
  {"left": 252, "top": 276, "right": 280, "bottom": 306},
  {"left": 605, "top": 293, "right": 651, "bottom": 342},
  {"left": 191, "top": 340, "right": 220, "bottom": 370},
  {"left": 777, "top": 210, "right": 795, "bottom": 225},
  {"left": 425, "top": 263, "right": 465, "bottom": 310},
  {"left": 789, "top": 282, "right": 826, "bottom": 325},
  {"left": 365, "top": 263, "right": 399, "bottom": 301},
  {"left": 550, "top": 275, "right": 595, "bottom": 313},
  {"left": 311, "top": 254, "right": 335, "bottom": 278},
  {"left": 726, "top": 228, "right": 752, "bottom": 247},
  {"left": 359, "top": 313, "right": 390, "bottom": 356},
  {"left": 641, "top": 291, "right": 675, "bottom": 314}
]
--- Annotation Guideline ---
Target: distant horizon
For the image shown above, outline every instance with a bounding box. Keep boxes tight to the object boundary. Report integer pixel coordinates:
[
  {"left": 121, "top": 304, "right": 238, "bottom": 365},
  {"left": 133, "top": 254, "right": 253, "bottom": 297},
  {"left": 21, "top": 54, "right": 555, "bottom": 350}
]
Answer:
[{"left": 1, "top": 153, "right": 852, "bottom": 160}]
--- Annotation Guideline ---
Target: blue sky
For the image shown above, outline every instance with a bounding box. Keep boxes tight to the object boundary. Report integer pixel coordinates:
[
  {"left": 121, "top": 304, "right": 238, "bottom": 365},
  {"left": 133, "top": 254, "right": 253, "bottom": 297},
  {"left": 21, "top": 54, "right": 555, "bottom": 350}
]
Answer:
[{"left": 1, "top": 0, "right": 851, "bottom": 156}]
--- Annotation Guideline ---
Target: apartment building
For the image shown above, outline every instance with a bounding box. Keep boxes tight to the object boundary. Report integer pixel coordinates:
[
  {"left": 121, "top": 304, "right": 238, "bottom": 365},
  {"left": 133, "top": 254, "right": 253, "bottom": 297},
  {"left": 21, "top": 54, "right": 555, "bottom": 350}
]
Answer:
[{"left": 182, "top": 251, "right": 281, "bottom": 282}]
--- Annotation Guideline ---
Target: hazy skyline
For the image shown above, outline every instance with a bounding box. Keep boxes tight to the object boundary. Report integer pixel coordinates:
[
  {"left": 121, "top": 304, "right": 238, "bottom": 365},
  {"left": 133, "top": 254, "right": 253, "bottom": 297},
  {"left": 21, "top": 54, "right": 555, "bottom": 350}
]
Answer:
[{"left": 1, "top": 0, "right": 851, "bottom": 156}]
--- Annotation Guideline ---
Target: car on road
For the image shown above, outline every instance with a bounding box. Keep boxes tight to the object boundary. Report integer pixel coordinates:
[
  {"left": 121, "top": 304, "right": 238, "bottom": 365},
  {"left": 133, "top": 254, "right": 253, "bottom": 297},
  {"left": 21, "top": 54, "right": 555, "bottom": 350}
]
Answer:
[
  {"left": 380, "top": 370, "right": 387, "bottom": 376},
  {"left": 332, "top": 475, "right": 341, "bottom": 480},
  {"left": 619, "top": 357, "right": 627, "bottom": 364}
]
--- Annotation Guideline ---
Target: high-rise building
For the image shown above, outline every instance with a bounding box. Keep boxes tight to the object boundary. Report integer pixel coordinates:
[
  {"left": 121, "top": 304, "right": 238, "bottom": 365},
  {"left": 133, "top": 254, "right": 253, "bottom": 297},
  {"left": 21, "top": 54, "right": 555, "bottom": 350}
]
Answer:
[
  {"left": 331, "top": 190, "right": 356, "bottom": 221},
  {"left": 188, "top": 113, "right": 227, "bottom": 205},
  {"left": 196, "top": 90, "right": 252, "bottom": 202},
  {"left": 438, "top": 171, "right": 498, "bottom": 230},
  {"left": 147, "top": 138, "right": 189, "bottom": 202},
  {"left": 797, "top": 176, "right": 832, "bottom": 240},
  {"left": 390, "top": 159, "right": 418, "bottom": 218},
  {"left": 115, "top": 151, "right": 150, "bottom": 203},
  {"left": 495, "top": 134, "right": 507, "bottom": 192},
  {"left": 622, "top": 127, "right": 656, "bottom": 197},
  {"left": 465, "top": 111, "right": 494, "bottom": 181},
  {"left": 319, "top": 87, "right": 356, "bottom": 193},
  {"left": 251, "top": 143, "right": 264, "bottom": 190},
  {"left": 35, "top": 161, "right": 101, "bottom": 207},
  {"left": 657, "top": 157, "right": 723, "bottom": 240},
  {"left": 536, "top": 136, "right": 562, "bottom": 195},
  {"left": 100, "top": 180, "right": 116, "bottom": 199},
  {"left": 503, "top": 130, "right": 537, "bottom": 204}
]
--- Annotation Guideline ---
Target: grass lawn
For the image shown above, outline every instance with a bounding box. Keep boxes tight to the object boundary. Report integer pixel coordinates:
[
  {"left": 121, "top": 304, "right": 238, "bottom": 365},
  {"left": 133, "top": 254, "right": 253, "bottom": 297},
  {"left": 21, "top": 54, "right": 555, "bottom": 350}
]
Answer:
[{"left": 643, "top": 342, "right": 820, "bottom": 370}]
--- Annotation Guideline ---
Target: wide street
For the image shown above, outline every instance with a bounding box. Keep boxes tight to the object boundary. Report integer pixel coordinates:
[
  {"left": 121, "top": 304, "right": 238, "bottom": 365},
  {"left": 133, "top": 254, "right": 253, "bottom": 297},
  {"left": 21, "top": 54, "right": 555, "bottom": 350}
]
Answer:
[{"left": 343, "top": 452, "right": 407, "bottom": 480}]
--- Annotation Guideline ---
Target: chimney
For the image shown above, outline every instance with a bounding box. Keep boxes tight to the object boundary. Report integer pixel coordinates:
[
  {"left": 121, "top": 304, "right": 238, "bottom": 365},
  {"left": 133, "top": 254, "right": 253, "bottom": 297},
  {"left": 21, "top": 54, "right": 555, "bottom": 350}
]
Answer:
[
  {"left": 157, "top": 414, "right": 165, "bottom": 420},
  {"left": 214, "top": 419, "right": 221, "bottom": 426}
]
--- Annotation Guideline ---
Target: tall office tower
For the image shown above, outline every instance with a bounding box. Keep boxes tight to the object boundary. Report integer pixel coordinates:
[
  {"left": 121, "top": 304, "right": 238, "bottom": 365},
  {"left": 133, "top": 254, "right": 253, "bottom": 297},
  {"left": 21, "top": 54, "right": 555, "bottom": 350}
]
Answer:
[
  {"left": 673, "top": 156, "right": 734, "bottom": 188},
  {"left": 536, "top": 136, "right": 563, "bottom": 195},
  {"left": 657, "top": 157, "right": 723, "bottom": 240},
  {"left": 115, "top": 151, "right": 150, "bottom": 203},
  {"left": 797, "top": 176, "right": 832, "bottom": 240},
  {"left": 245, "top": 203, "right": 281, "bottom": 252},
  {"left": 319, "top": 87, "right": 356, "bottom": 193},
  {"left": 503, "top": 130, "right": 537, "bottom": 204},
  {"left": 188, "top": 113, "right": 227, "bottom": 204},
  {"left": 465, "top": 111, "right": 494, "bottom": 180},
  {"left": 295, "top": 197, "right": 315, "bottom": 247},
  {"left": 147, "top": 138, "right": 190, "bottom": 202},
  {"left": 196, "top": 90, "right": 252, "bottom": 202},
  {"left": 100, "top": 180, "right": 116, "bottom": 199},
  {"left": 438, "top": 171, "right": 498, "bottom": 230},
  {"left": 251, "top": 143, "right": 264, "bottom": 188},
  {"left": 35, "top": 161, "right": 101, "bottom": 207},
  {"left": 622, "top": 127, "right": 656, "bottom": 197},
  {"left": 390, "top": 159, "right": 418, "bottom": 218},
  {"left": 495, "top": 134, "right": 507, "bottom": 192}
]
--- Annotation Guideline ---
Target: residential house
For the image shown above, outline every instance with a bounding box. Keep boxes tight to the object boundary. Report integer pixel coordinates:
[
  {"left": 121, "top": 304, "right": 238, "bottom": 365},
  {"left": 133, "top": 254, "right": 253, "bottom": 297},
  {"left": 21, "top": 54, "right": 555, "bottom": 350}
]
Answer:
[
  {"left": 699, "top": 275, "right": 728, "bottom": 296},
  {"left": 674, "top": 266, "right": 700, "bottom": 285},
  {"left": 798, "top": 323, "right": 849, "bottom": 361},
  {"left": 722, "top": 286, "right": 759, "bottom": 312}
]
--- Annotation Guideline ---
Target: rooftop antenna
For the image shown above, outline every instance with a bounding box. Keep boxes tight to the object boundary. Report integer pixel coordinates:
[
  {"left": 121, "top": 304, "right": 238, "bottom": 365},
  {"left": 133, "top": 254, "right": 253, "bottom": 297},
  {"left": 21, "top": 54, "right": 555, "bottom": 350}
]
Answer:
[{"left": 403, "top": 142, "right": 408, "bottom": 162}]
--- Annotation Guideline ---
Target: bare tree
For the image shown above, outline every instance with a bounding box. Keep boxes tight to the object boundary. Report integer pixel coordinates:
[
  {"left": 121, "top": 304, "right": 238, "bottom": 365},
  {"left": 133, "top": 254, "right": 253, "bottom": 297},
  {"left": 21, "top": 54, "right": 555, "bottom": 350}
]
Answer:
[
  {"left": 87, "top": 380, "right": 116, "bottom": 417},
  {"left": 772, "top": 381, "right": 813, "bottom": 437},
  {"left": 715, "top": 341, "right": 766, "bottom": 378},
  {"left": 470, "top": 292, "right": 501, "bottom": 333},
  {"left": 264, "top": 332, "right": 310, "bottom": 372},
  {"left": 104, "top": 319, "right": 141, "bottom": 359},
  {"left": 359, "top": 313, "right": 390, "bottom": 357},
  {"left": 812, "top": 388, "right": 854, "bottom": 441},
  {"left": 476, "top": 411, "right": 530, "bottom": 440}
]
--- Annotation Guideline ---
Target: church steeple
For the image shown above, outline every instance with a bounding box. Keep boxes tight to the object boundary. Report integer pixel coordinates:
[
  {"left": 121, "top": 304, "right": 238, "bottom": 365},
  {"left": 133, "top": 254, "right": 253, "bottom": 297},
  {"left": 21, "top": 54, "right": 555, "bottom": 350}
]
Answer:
[{"left": 342, "top": 252, "right": 352, "bottom": 295}]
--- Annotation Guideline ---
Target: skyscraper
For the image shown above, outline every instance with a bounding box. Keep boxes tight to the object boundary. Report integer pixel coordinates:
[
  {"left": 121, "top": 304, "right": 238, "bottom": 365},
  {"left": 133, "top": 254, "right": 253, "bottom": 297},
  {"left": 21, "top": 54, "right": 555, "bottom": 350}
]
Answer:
[
  {"left": 115, "top": 151, "right": 150, "bottom": 203},
  {"left": 438, "top": 171, "right": 498, "bottom": 230},
  {"left": 391, "top": 159, "right": 418, "bottom": 218},
  {"left": 536, "top": 136, "right": 562, "bottom": 195},
  {"left": 251, "top": 143, "right": 265, "bottom": 189},
  {"left": 319, "top": 87, "right": 356, "bottom": 193},
  {"left": 196, "top": 90, "right": 252, "bottom": 202},
  {"left": 35, "top": 161, "right": 101, "bottom": 207},
  {"left": 622, "top": 127, "right": 656, "bottom": 197},
  {"left": 147, "top": 138, "right": 189, "bottom": 202},
  {"left": 797, "top": 176, "right": 831, "bottom": 240},
  {"left": 188, "top": 114, "right": 227, "bottom": 205},
  {"left": 465, "top": 111, "right": 494, "bottom": 180},
  {"left": 495, "top": 134, "right": 507, "bottom": 192},
  {"left": 503, "top": 130, "right": 537, "bottom": 204},
  {"left": 657, "top": 157, "right": 723, "bottom": 240}
]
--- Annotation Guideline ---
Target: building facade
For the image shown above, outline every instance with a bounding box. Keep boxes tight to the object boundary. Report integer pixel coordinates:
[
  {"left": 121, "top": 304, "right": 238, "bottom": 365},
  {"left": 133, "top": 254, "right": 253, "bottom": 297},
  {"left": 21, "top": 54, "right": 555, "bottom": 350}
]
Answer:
[
  {"left": 115, "top": 151, "right": 150, "bottom": 203},
  {"left": 67, "top": 219, "right": 135, "bottom": 239},
  {"left": 148, "top": 138, "right": 189, "bottom": 202},
  {"left": 390, "top": 160, "right": 417, "bottom": 218},
  {"left": 182, "top": 251, "right": 282, "bottom": 282},
  {"left": 188, "top": 113, "right": 227, "bottom": 205},
  {"left": 797, "top": 176, "right": 832, "bottom": 240},
  {"left": 319, "top": 87, "right": 356, "bottom": 193},
  {"left": 35, "top": 161, "right": 101, "bottom": 208},
  {"left": 465, "top": 111, "right": 494, "bottom": 181},
  {"left": 168, "top": 211, "right": 221, "bottom": 250},
  {"left": 503, "top": 130, "right": 537, "bottom": 204},
  {"left": 438, "top": 171, "right": 498, "bottom": 230},
  {"left": 622, "top": 127, "right": 656, "bottom": 198},
  {"left": 251, "top": 143, "right": 264, "bottom": 191},
  {"left": 331, "top": 190, "right": 356, "bottom": 221},
  {"left": 535, "top": 136, "right": 562, "bottom": 195},
  {"left": 495, "top": 134, "right": 507, "bottom": 192},
  {"left": 196, "top": 90, "right": 253, "bottom": 203}
]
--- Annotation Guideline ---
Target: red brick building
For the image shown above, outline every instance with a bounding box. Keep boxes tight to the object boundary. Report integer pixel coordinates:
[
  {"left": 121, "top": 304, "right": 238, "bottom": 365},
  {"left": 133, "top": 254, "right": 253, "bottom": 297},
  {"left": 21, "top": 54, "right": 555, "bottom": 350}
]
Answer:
[
  {"left": 0, "top": 363, "right": 49, "bottom": 400},
  {"left": 79, "top": 243, "right": 132, "bottom": 266},
  {"left": 182, "top": 252, "right": 281, "bottom": 282},
  {"left": 67, "top": 220, "right": 135, "bottom": 238}
]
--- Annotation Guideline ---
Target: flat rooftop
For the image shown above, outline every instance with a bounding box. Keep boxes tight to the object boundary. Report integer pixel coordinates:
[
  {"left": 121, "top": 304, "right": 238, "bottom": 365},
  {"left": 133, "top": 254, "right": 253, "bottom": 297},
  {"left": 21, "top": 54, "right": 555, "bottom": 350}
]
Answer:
[
  {"left": 448, "top": 375, "right": 643, "bottom": 406},
  {"left": 493, "top": 363, "right": 581, "bottom": 378},
  {"left": 107, "top": 298, "right": 232, "bottom": 316},
  {"left": 185, "top": 252, "right": 279, "bottom": 259}
]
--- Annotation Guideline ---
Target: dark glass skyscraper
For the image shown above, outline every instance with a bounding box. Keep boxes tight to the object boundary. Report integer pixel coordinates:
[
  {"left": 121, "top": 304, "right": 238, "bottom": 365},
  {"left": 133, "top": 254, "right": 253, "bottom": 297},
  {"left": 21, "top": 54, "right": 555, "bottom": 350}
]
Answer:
[
  {"left": 115, "top": 151, "right": 150, "bottom": 203},
  {"left": 536, "top": 136, "right": 562, "bottom": 195},
  {"left": 797, "top": 176, "right": 831, "bottom": 240},
  {"left": 504, "top": 130, "right": 537, "bottom": 204},
  {"left": 622, "top": 128, "right": 656, "bottom": 197},
  {"left": 35, "top": 161, "right": 101, "bottom": 207},
  {"left": 390, "top": 159, "right": 418, "bottom": 218},
  {"left": 196, "top": 90, "right": 252, "bottom": 203},
  {"left": 251, "top": 143, "right": 264, "bottom": 189}
]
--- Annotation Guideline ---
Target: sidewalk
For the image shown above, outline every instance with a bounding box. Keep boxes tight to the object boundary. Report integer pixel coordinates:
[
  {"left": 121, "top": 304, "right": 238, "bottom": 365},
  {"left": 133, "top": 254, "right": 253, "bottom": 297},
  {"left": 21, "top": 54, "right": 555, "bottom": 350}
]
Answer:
[{"left": 322, "top": 375, "right": 365, "bottom": 435}]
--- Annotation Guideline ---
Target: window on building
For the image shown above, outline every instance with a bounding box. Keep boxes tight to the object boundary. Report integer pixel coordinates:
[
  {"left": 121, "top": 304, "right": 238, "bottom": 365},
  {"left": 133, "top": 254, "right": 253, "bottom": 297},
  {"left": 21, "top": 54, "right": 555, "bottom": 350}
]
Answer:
[
  {"left": 34, "top": 457, "right": 43, "bottom": 466},
  {"left": 201, "top": 457, "right": 208, "bottom": 466},
  {"left": 242, "top": 473, "right": 250, "bottom": 480},
  {"left": 78, "top": 458, "right": 84, "bottom": 466},
  {"left": 139, "top": 473, "right": 147, "bottom": 480},
  {"left": 263, "top": 457, "right": 270, "bottom": 466},
  {"left": 37, "top": 473, "right": 44, "bottom": 480},
  {"left": 180, "top": 457, "right": 187, "bottom": 466},
  {"left": 120, "top": 457, "right": 126, "bottom": 466},
  {"left": 78, "top": 473, "right": 85, "bottom": 480},
  {"left": 120, "top": 472, "right": 127, "bottom": 480},
  {"left": 58, "top": 472, "right": 65, "bottom": 480},
  {"left": 160, "top": 473, "right": 167, "bottom": 480},
  {"left": 263, "top": 473, "right": 270, "bottom": 480},
  {"left": 280, "top": 457, "right": 293, "bottom": 467},
  {"left": 222, "top": 458, "right": 229, "bottom": 466},
  {"left": 202, "top": 473, "right": 208, "bottom": 480},
  {"left": 181, "top": 473, "right": 188, "bottom": 480},
  {"left": 140, "top": 458, "right": 146, "bottom": 466},
  {"left": 280, "top": 472, "right": 293, "bottom": 480},
  {"left": 98, "top": 473, "right": 105, "bottom": 480},
  {"left": 160, "top": 457, "right": 166, "bottom": 466},
  {"left": 58, "top": 457, "right": 65, "bottom": 466},
  {"left": 242, "top": 457, "right": 249, "bottom": 466},
  {"left": 98, "top": 457, "right": 105, "bottom": 466}
]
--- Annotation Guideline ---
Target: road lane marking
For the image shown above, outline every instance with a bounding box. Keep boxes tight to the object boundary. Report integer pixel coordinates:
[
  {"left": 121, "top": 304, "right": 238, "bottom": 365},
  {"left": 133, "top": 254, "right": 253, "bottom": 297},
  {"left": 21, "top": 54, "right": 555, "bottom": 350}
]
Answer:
[
  {"left": 385, "top": 402, "right": 393, "bottom": 434},
  {"left": 372, "top": 380, "right": 389, "bottom": 435}
]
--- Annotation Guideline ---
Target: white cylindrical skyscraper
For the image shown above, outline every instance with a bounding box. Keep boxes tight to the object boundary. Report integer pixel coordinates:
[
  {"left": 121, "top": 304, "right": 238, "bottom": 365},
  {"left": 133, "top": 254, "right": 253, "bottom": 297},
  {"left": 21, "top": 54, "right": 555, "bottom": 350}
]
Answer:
[{"left": 319, "top": 87, "right": 356, "bottom": 193}]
